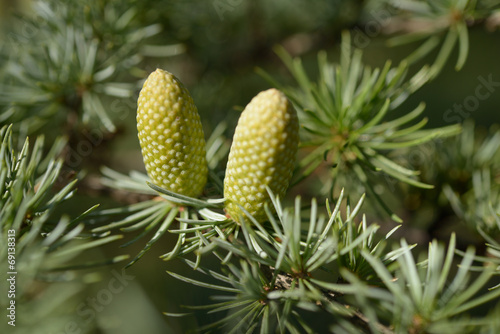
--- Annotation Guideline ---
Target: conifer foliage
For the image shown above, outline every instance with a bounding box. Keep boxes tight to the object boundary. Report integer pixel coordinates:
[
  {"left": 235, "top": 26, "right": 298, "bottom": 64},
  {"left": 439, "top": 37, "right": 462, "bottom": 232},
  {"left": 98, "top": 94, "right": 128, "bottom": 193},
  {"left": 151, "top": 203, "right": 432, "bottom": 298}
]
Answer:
[{"left": 1, "top": 0, "right": 499, "bottom": 333}]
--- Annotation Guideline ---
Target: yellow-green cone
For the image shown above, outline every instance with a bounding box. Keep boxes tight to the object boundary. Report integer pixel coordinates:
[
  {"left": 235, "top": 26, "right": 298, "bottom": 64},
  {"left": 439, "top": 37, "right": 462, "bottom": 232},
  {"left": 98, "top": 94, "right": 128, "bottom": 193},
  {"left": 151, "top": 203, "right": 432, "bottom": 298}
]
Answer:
[
  {"left": 137, "top": 69, "right": 207, "bottom": 197},
  {"left": 224, "top": 88, "right": 299, "bottom": 223}
]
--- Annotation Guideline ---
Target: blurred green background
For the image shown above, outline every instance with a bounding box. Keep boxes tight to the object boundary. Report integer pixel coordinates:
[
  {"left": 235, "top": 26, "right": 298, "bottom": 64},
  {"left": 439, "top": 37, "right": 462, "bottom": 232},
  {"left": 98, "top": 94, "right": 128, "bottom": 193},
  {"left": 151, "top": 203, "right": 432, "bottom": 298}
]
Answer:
[{"left": 1, "top": 0, "right": 499, "bottom": 333}]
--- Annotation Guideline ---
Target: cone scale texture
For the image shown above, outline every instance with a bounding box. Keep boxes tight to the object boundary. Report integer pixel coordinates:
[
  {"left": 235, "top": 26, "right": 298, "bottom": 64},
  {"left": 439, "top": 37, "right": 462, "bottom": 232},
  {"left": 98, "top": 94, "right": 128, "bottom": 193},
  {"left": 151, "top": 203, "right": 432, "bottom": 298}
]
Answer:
[
  {"left": 137, "top": 69, "right": 207, "bottom": 198},
  {"left": 224, "top": 88, "right": 299, "bottom": 223}
]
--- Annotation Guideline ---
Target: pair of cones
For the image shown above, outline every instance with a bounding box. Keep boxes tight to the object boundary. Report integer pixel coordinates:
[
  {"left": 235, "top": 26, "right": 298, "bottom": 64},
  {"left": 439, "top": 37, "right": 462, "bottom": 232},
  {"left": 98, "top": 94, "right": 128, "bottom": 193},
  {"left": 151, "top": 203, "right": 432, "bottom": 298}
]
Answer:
[{"left": 137, "top": 69, "right": 299, "bottom": 223}]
